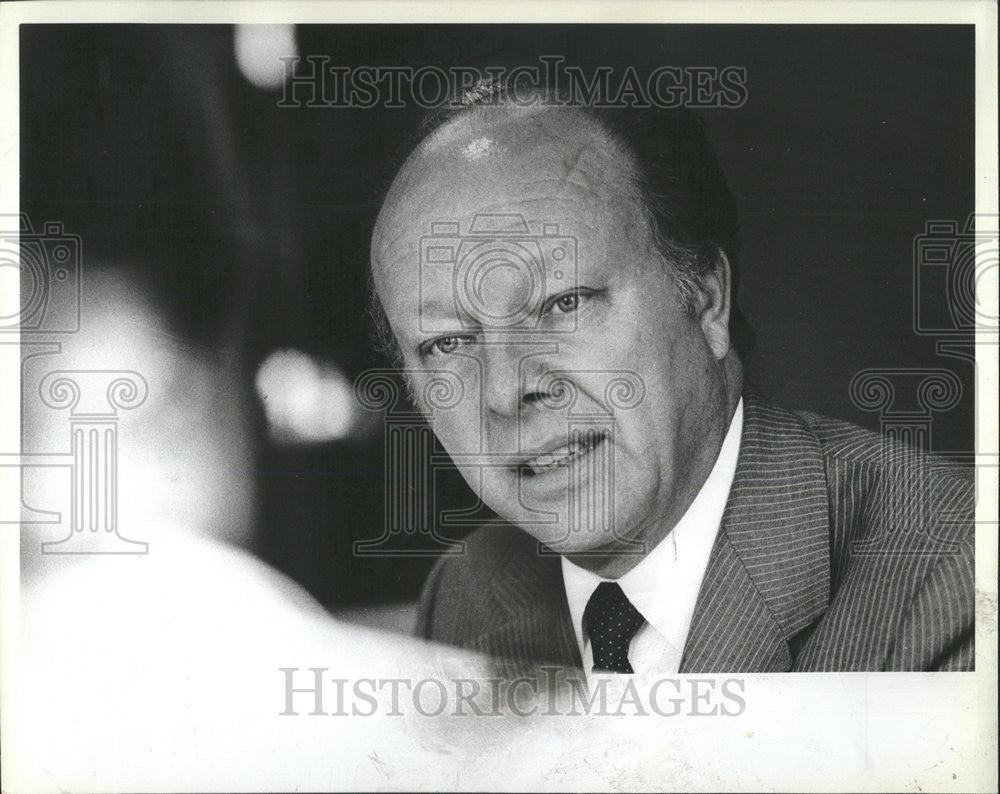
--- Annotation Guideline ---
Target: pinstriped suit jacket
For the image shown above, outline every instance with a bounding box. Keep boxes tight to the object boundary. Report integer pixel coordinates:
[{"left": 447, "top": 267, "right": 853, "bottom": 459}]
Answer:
[{"left": 415, "top": 389, "right": 975, "bottom": 674}]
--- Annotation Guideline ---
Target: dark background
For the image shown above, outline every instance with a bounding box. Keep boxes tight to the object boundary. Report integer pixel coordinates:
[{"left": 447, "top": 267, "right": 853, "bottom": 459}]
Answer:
[{"left": 20, "top": 24, "right": 975, "bottom": 609}]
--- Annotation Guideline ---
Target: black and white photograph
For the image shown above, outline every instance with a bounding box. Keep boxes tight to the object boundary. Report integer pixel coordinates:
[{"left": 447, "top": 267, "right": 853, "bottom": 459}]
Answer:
[{"left": 1, "top": 2, "right": 997, "bottom": 791}]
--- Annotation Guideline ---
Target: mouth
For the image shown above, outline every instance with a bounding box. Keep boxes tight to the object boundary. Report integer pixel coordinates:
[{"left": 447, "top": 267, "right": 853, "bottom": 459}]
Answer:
[{"left": 517, "top": 429, "right": 609, "bottom": 477}]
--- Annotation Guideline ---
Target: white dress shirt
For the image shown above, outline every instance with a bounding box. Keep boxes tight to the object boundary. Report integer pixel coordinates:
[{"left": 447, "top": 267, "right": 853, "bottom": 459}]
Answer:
[{"left": 561, "top": 399, "right": 743, "bottom": 682}]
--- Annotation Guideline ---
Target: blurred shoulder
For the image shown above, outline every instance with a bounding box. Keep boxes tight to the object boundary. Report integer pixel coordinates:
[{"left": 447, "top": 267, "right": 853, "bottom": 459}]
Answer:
[
  {"left": 430, "top": 522, "right": 539, "bottom": 586},
  {"left": 415, "top": 523, "right": 553, "bottom": 643}
]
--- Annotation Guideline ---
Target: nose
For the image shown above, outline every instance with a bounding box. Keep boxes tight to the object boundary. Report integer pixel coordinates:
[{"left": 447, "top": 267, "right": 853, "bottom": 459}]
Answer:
[{"left": 480, "top": 341, "right": 551, "bottom": 418}]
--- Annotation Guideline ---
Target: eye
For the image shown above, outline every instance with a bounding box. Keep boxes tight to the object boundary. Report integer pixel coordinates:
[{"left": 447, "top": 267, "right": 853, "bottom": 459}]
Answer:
[
  {"left": 547, "top": 289, "right": 592, "bottom": 315},
  {"left": 424, "top": 335, "right": 475, "bottom": 357},
  {"left": 553, "top": 294, "right": 580, "bottom": 313}
]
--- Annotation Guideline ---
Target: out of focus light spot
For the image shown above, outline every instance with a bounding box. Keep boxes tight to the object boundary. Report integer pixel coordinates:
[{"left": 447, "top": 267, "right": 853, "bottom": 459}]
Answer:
[
  {"left": 255, "top": 349, "right": 356, "bottom": 444},
  {"left": 234, "top": 24, "right": 296, "bottom": 91}
]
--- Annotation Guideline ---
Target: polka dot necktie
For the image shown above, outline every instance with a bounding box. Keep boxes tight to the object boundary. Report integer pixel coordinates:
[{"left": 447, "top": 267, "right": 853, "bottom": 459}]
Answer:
[{"left": 583, "top": 581, "right": 647, "bottom": 674}]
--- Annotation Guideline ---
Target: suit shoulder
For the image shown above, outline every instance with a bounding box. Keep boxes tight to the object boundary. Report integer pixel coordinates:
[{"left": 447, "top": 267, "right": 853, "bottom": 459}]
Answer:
[
  {"left": 794, "top": 409, "right": 972, "bottom": 486},
  {"left": 792, "top": 408, "right": 973, "bottom": 552}
]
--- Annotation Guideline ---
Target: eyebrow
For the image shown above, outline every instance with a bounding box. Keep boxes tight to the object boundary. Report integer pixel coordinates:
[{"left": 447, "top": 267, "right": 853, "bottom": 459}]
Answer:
[
  {"left": 419, "top": 294, "right": 458, "bottom": 315},
  {"left": 417, "top": 296, "right": 465, "bottom": 326},
  {"left": 412, "top": 297, "right": 478, "bottom": 342}
]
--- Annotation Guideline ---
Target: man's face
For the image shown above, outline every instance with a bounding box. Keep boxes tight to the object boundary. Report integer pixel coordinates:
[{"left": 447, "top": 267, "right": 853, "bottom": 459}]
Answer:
[{"left": 372, "top": 109, "right": 733, "bottom": 575}]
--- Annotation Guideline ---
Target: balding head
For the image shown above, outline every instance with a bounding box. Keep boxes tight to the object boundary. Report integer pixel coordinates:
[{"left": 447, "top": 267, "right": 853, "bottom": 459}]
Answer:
[
  {"left": 370, "top": 95, "right": 749, "bottom": 366},
  {"left": 373, "top": 105, "right": 642, "bottom": 285}
]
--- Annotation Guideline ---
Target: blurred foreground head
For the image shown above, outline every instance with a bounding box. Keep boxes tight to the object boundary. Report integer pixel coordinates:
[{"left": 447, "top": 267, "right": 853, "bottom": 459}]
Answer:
[
  {"left": 20, "top": 265, "right": 258, "bottom": 577},
  {"left": 15, "top": 265, "right": 568, "bottom": 790}
]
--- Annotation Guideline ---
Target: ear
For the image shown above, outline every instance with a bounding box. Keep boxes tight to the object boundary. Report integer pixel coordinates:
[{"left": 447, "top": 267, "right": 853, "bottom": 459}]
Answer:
[{"left": 695, "top": 250, "right": 732, "bottom": 360}]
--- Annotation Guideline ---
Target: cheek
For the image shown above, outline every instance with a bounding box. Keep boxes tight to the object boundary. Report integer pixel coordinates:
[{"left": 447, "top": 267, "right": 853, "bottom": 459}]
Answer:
[
  {"left": 428, "top": 410, "right": 465, "bottom": 448},
  {"left": 640, "top": 308, "right": 711, "bottom": 383},
  {"left": 588, "top": 287, "right": 689, "bottom": 366},
  {"left": 425, "top": 400, "right": 486, "bottom": 458},
  {"left": 606, "top": 325, "right": 707, "bottom": 454}
]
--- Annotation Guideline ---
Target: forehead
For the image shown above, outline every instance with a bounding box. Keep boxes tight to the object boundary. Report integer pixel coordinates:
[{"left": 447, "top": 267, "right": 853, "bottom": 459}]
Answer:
[{"left": 371, "top": 108, "right": 644, "bottom": 281}]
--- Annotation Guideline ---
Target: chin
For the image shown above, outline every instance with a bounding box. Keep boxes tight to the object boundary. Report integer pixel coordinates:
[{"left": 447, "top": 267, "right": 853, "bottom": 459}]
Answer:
[
  {"left": 489, "top": 480, "right": 644, "bottom": 549},
  {"left": 509, "top": 517, "right": 634, "bottom": 557}
]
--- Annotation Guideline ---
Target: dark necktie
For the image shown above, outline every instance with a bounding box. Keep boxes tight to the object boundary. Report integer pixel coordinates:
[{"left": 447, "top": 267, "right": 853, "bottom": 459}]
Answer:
[{"left": 583, "top": 581, "right": 646, "bottom": 674}]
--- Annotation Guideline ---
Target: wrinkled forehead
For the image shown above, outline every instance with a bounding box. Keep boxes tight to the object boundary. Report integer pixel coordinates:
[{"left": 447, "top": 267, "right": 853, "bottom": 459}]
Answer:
[{"left": 371, "top": 107, "right": 641, "bottom": 278}]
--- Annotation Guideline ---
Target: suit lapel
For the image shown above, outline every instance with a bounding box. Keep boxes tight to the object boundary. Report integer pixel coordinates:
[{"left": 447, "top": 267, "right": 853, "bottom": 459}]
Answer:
[{"left": 680, "top": 389, "right": 832, "bottom": 672}]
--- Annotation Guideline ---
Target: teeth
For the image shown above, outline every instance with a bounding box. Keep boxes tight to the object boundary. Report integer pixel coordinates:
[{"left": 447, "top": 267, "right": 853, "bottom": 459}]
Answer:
[{"left": 522, "top": 432, "right": 603, "bottom": 474}]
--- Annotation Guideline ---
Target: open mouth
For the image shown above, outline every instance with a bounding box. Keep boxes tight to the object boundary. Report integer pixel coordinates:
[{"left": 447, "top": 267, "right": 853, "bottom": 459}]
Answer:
[{"left": 518, "top": 429, "right": 609, "bottom": 476}]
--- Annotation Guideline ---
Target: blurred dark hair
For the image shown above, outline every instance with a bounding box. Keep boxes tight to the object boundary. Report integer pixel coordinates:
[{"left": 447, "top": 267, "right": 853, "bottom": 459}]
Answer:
[{"left": 368, "top": 76, "right": 754, "bottom": 364}]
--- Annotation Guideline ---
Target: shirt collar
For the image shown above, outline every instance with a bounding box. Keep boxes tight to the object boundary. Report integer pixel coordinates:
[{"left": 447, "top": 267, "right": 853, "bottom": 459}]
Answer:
[{"left": 561, "top": 398, "right": 744, "bottom": 658}]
